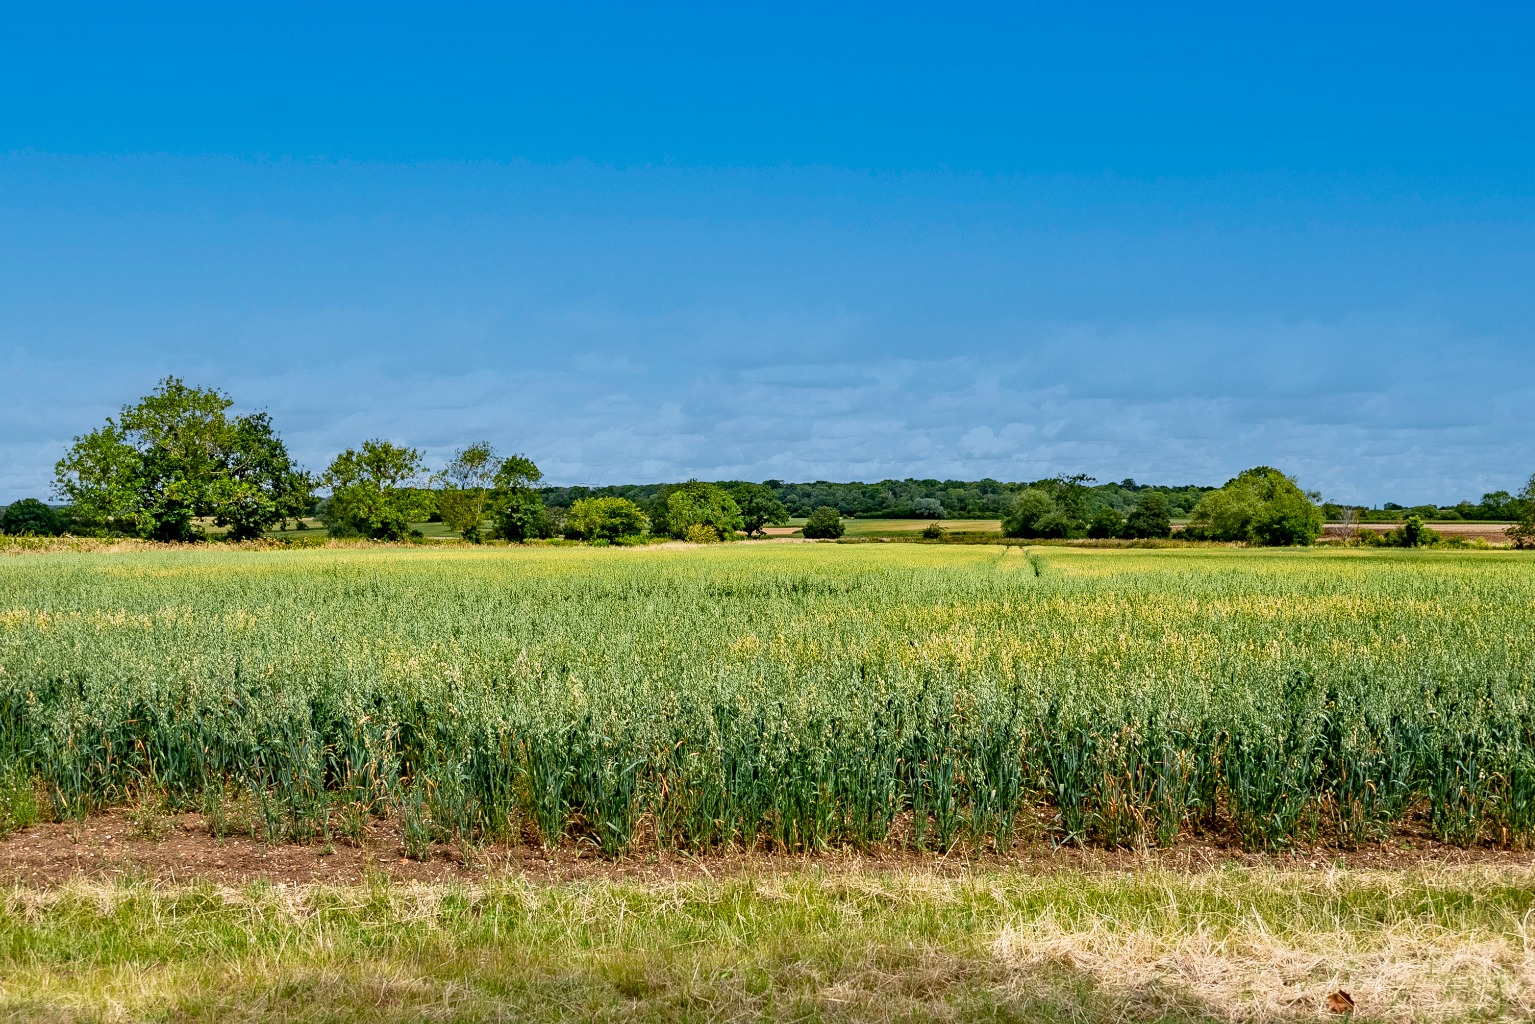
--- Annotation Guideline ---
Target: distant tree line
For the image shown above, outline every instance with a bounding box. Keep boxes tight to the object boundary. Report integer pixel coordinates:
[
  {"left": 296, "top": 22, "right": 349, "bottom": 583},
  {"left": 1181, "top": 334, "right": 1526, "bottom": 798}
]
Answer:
[
  {"left": 538, "top": 477, "right": 1215, "bottom": 520},
  {"left": 5, "top": 378, "right": 1533, "bottom": 547}
]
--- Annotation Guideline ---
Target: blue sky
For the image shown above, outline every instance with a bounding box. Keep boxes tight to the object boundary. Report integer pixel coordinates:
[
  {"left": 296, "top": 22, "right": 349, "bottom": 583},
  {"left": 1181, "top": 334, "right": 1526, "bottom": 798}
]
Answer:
[{"left": 2, "top": 4, "right": 1533, "bottom": 504}]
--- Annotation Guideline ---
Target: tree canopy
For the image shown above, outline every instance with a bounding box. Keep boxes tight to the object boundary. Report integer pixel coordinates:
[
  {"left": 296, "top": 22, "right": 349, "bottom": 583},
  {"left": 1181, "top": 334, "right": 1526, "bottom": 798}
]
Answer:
[
  {"left": 0, "top": 499, "right": 67, "bottom": 536},
  {"left": 322, "top": 439, "right": 424, "bottom": 540},
  {"left": 435, "top": 442, "right": 498, "bottom": 542},
  {"left": 801, "top": 506, "right": 844, "bottom": 539},
  {"left": 566, "top": 496, "right": 648, "bottom": 541},
  {"left": 728, "top": 483, "right": 789, "bottom": 537},
  {"left": 53, "top": 378, "right": 310, "bottom": 541},
  {"left": 1509, "top": 474, "right": 1535, "bottom": 549},
  {"left": 655, "top": 481, "right": 743, "bottom": 540},
  {"left": 1187, "top": 466, "right": 1324, "bottom": 546},
  {"left": 489, "top": 454, "right": 550, "bottom": 542}
]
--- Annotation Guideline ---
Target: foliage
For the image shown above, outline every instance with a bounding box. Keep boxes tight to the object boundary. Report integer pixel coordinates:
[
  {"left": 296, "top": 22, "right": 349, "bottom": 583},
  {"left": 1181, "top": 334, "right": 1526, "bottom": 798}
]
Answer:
[
  {"left": 1086, "top": 508, "right": 1125, "bottom": 539},
  {"left": 1001, "top": 476, "right": 1095, "bottom": 539},
  {"left": 921, "top": 521, "right": 945, "bottom": 539},
  {"left": 1187, "top": 467, "right": 1324, "bottom": 546},
  {"left": 1372, "top": 515, "right": 1441, "bottom": 548},
  {"left": 728, "top": 483, "right": 790, "bottom": 537},
  {"left": 52, "top": 378, "right": 310, "bottom": 541},
  {"left": 0, "top": 499, "right": 67, "bottom": 536},
  {"left": 801, "top": 506, "right": 845, "bottom": 539},
  {"left": 322, "top": 440, "right": 424, "bottom": 540},
  {"left": 488, "top": 454, "right": 550, "bottom": 542},
  {"left": 566, "top": 496, "right": 648, "bottom": 541},
  {"left": 911, "top": 497, "right": 945, "bottom": 519},
  {"left": 1509, "top": 475, "right": 1535, "bottom": 549},
  {"left": 542, "top": 477, "right": 1216, "bottom": 521},
  {"left": 1001, "top": 487, "right": 1056, "bottom": 538},
  {"left": 435, "top": 443, "right": 498, "bottom": 542},
  {"left": 3, "top": 545, "right": 1535, "bottom": 860},
  {"left": 1123, "top": 493, "right": 1173, "bottom": 539},
  {"left": 658, "top": 482, "right": 743, "bottom": 541}
]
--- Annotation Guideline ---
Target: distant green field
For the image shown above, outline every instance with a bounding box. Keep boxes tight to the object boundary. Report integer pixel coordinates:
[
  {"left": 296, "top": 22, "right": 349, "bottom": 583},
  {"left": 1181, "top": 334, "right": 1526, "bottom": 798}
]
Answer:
[{"left": 784, "top": 516, "right": 1001, "bottom": 537}]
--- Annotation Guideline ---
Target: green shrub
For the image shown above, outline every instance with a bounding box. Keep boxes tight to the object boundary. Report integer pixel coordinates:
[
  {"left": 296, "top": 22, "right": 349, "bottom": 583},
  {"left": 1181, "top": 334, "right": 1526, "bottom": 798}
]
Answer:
[{"left": 802, "top": 506, "right": 845, "bottom": 538}]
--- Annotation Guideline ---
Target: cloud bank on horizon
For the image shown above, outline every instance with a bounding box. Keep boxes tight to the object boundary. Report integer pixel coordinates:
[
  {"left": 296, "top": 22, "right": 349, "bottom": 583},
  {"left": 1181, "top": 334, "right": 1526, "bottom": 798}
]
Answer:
[{"left": 1, "top": 6, "right": 1532, "bottom": 506}]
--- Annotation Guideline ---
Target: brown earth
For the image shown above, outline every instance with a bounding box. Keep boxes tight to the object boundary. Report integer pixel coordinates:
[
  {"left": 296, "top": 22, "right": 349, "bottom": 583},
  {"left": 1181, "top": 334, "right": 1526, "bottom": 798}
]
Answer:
[
  {"left": 5, "top": 806, "right": 1535, "bottom": 888},
  {"left": 1322, "top": 522, "right": 1517, "bottom": 544}
]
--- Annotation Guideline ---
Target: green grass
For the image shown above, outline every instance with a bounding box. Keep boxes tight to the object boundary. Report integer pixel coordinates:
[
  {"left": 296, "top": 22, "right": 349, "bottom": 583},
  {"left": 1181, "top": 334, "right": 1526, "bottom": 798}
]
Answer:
[
  {"left": 783, "top": 517, "right": 1003, "bottom": 537},
  {"left": 3, "top": 544, "right": 1535, "bottom": 855},
  {"left": 2, "top": 865, "right": 1532, "bottom": 1022}
]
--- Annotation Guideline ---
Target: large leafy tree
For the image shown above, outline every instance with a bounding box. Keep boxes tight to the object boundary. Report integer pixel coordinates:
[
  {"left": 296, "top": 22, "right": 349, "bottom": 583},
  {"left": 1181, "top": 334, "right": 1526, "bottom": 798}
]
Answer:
[
  {"left": 322, "top": 440, "right": 424, "bottom": 540},
  {"left": 729, "top": 483, "right": 790, "bottom": 537},
  {"left": 660, "top": 481, "right": 743, "bottom": 540},
  {"left": 1187, "top": 466, "right": 1323, "bottom": 546},
  {"left": 1123, "top": 492, "right": 1173, "bottom": 539},
  {"left": 53, "top": 378, "right": 309, "bottom": 541},
  {"left": 801, "top": 505, "right": 845, "bottom": 539}
]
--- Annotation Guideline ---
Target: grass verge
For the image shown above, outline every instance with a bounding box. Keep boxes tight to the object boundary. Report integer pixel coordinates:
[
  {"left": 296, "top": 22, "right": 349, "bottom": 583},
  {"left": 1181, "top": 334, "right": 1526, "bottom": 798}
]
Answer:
[{"left": 2, "top": 865, "right": 1532, "bottom": 1022}]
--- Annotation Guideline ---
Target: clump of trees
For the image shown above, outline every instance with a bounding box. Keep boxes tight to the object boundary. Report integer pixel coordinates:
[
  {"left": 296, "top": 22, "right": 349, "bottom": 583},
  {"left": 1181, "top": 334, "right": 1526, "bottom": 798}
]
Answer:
[
  {"left": 1083, "top": 493, "right": 1174, "bottom": 540},
  {"left": 1185, "top": 467, "right": 1324, "bottom": 546},
  {"left": 802, "top": 506, "right": 845, "bottom": 539},
  {"left": 1001, "top": 475, "right": 1095, "bottom": 538},
  {"left": 1371, "top": 514, "right": 1440, "bottom": 548},
  {"left": 54, "top": 378, "right": 311, "bottom": 541},
  {"left": 430, "top": 444, "right": 552, "bottom": 542},
  {"left": 0, "top": 499, "right": 68, "bottom": 536},
  {"left": 565, "top": 496, "right": 648, "bottom": 541},
  {"left": 649, "top": 481, "right": 744, "bottom": 541}
]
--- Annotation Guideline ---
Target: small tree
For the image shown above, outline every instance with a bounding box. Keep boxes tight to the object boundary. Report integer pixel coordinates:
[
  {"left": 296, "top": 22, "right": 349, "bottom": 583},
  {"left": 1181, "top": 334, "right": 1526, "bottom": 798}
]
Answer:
[
  {"left": 1508, "top": 474, "right": 1535, "bottom": 549},
  {"left": 0, "top": 499, "right": 66, "bottom": 536},
  {"left": 729, "top": 483, "right": 790, "bottom": 537},
  {"left": 435, "top": 442, "right": 498, "bottom": 542},
  {"left": 802, "top": 505, "right": 844, "bottom": 539},
  {"left": 566, "top": 496, "right": 648, "bottom": 541},
  {"left": 322, "top": 440, "right": 424, "bottom": 540},
  {"left": 1123, "top": 493, "right": 1173, "bottom": 539}
]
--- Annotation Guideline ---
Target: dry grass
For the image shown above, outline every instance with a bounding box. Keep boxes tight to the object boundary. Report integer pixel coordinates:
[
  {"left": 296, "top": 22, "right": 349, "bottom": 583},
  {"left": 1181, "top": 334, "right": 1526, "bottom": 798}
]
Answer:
[
  {"left": 3, "top": 865, "right": 1534, "bottom": 1021},
  {"left": 994, "top": 867, "right": 1535, "bottom": 1022}
]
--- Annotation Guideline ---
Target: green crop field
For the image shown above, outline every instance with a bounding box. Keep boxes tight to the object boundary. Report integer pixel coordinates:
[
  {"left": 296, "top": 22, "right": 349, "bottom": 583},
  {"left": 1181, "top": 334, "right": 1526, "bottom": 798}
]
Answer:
[{"left": 2, "top": 543, "right": 1534, "bottom": 856}]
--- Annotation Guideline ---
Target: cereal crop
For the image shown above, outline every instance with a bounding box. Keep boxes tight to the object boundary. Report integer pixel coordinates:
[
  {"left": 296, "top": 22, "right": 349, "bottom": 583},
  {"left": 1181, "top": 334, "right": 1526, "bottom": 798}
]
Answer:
[{"left": 1, "top": 543, "right": 1532, "bottom": 854}]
